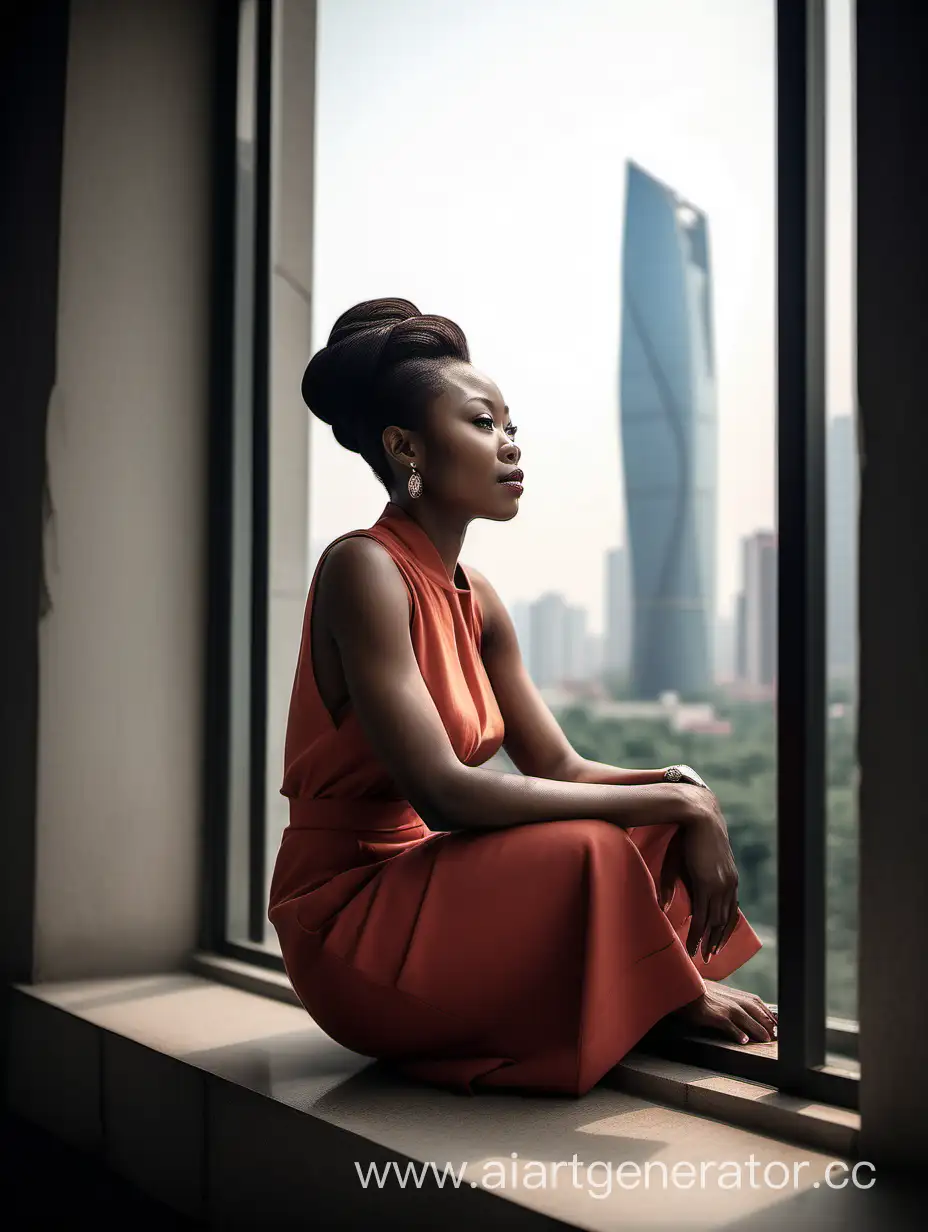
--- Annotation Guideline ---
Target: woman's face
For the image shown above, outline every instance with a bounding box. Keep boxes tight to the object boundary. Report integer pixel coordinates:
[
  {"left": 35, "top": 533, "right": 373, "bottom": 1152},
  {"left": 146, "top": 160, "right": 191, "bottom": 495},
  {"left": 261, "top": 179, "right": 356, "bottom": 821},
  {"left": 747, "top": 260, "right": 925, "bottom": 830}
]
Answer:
[{"left": 395, "top": 361, "right": 524, "bottom": 521}]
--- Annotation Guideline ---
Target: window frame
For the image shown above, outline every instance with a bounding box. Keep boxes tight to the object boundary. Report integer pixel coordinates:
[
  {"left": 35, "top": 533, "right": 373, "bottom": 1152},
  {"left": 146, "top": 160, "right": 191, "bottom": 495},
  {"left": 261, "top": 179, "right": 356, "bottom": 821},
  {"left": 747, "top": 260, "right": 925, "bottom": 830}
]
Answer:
[
  {"left": 201, "top": 0, "right": 277, "bottom": 966},
  {"left": 202, "top": 0, "right": 859, "bottom": 1110}
]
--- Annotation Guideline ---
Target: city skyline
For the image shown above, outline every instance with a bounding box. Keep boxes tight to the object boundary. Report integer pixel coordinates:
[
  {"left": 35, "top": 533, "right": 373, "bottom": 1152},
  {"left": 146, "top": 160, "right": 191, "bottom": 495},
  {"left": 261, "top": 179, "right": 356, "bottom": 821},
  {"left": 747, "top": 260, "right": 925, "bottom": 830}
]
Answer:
[
  {"left": 307, "top": 0, "right": 854, "bottom": 634},
  {"left": 308, "top": 496, "right": 847, "bottom": 703}
]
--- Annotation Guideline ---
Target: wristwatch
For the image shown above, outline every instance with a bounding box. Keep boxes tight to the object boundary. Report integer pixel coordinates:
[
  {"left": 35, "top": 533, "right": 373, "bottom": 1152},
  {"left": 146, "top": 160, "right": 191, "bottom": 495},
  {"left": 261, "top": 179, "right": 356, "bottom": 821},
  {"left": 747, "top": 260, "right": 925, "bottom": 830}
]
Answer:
[{"left": 663, "top": 763, "right": 710, "bottom": 789}]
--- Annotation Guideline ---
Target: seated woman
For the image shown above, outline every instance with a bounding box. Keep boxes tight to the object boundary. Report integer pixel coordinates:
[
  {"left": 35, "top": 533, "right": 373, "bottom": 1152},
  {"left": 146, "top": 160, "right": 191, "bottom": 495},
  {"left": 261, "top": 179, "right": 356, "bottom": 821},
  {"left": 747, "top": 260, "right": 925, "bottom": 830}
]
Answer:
[{"left": 268, "top": 297, "right": 775, "bottom": 1097}]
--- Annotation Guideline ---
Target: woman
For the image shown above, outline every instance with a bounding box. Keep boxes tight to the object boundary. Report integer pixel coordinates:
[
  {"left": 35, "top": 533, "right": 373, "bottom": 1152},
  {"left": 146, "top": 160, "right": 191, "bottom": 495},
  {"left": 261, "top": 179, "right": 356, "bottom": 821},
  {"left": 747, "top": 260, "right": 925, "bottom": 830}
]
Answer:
[{"left": 268, "top": 297, "right": 775, "bottom": 1097}]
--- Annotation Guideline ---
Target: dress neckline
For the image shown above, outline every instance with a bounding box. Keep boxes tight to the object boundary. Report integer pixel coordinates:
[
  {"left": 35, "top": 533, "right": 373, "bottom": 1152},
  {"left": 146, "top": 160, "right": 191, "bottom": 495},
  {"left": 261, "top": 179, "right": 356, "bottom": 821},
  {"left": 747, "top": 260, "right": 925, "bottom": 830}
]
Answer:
[{"left": 377, "top": 502, "right": 473, "bottom": 596}]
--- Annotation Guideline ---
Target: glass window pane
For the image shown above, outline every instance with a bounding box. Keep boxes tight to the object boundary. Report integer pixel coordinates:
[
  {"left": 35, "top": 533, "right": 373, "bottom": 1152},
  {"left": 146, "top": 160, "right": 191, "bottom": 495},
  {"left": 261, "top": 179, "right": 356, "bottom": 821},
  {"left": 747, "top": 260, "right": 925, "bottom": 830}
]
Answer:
[
  {"left": 825, "top": 0, "right": 859, "bottom": 1064},
  {"left": 226, "top": 0, "right": 258, "bottom": 947},
  {"left": 266, "top": 0, "right": 778, "bottom": 1008}
]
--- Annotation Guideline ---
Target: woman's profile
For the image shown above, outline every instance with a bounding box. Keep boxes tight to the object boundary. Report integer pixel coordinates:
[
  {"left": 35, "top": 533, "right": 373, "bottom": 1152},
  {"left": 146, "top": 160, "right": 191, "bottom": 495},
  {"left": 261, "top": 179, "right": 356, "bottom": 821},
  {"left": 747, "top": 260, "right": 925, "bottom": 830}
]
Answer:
[{"left": 268, "top": 296, "right": 774, "bottom": 1096}]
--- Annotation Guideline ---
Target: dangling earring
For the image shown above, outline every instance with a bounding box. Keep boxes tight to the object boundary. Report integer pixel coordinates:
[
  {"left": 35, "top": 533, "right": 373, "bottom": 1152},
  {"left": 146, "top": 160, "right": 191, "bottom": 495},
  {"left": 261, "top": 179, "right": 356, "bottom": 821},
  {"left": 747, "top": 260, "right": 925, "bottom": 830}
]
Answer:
[{"left": 407, "top": 461, "right": 422, "bottom": 499}]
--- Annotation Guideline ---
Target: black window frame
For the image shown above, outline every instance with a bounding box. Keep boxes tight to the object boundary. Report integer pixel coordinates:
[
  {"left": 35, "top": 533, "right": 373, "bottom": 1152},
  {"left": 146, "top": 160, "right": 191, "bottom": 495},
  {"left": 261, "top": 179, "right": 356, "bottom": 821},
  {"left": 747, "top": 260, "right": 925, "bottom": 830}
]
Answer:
[{"left": 202, "top": 0, "right": 858, "bottom": 1112}]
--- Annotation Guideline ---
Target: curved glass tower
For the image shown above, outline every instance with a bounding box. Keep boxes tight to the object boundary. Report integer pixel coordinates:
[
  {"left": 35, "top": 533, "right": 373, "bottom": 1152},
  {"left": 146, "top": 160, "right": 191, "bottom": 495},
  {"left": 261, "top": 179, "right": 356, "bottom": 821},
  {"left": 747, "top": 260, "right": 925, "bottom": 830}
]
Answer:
[{"left": 620, "top": 161, "right": 717, "bottom": 700}]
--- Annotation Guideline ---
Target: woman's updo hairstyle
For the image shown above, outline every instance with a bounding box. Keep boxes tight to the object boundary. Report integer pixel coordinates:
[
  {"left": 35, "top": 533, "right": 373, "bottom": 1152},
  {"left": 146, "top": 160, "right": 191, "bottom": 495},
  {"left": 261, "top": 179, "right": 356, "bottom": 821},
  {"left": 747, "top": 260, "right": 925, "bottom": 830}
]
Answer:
[{"left": 301, "top": 297, "right": 471, "bottom": 490}]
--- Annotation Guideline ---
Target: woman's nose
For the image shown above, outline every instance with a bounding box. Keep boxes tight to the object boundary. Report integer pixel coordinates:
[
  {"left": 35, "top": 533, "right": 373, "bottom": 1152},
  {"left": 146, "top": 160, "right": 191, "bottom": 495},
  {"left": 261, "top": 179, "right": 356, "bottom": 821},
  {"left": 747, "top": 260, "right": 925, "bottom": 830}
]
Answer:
[{"left": 500, "top": 437, "right": 520, "bottom": 463}]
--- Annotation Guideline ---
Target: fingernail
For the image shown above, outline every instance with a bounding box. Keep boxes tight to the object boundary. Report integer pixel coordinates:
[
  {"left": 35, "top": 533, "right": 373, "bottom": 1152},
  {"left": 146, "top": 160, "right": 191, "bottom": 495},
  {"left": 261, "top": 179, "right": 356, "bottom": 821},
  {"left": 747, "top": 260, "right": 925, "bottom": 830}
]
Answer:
[{"left": 741, "top": 1035, "right": 749, "bottom": 1044}]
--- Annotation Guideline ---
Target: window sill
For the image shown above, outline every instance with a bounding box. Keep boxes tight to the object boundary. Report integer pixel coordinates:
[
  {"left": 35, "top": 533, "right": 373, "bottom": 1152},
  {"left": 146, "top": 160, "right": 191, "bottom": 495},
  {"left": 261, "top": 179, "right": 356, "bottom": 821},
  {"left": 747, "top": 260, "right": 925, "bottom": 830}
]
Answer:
[
  {"left": 8, "top": 965, "right": 866, "bottom": 1226},
  {"left": 190, "top": 949, "right": 860, "bottom": 1156}
]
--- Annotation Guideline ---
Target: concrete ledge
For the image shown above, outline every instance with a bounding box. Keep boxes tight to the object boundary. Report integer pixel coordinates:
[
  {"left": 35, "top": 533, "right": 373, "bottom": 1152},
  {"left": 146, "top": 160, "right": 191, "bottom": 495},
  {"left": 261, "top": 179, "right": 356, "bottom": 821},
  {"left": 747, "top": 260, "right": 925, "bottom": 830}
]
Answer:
[
  {"left": 190, "top": 949, "right": 861, "bottom": 1158},
  {"left": 607, "top": 1055, "right": 859, "bottom": 1159},
  {"left": 7, "top": 975, "right": 876, "bottom": 1230}
]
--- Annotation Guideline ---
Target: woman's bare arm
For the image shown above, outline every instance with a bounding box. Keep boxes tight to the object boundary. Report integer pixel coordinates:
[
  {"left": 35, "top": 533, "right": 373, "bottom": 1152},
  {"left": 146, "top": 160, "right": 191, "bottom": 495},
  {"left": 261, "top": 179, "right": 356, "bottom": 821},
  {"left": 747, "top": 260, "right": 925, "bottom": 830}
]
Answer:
[
  {"left": 317, "top": 537, "right": 702, "bottom": 834},
  {"left": 467, "top": 566, "right": 671, "bottom": 786}
]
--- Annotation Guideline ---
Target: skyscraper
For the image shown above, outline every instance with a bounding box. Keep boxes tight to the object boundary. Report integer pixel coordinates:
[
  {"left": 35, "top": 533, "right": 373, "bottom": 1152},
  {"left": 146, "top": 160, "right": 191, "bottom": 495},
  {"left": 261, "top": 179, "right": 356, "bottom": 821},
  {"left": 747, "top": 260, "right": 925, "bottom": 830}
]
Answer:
[
  {"left": 604, "top": 546, "right": 631, "bottom": 680},
  {"left": 734, "top": 530, "right": 777, "bottom": 690},
  {"left": 583, "top": 632, "right": 604, "bottom": 682},
  {"left": 510, "top": 600, "right": 532, "bottom": 666},
  {"left": 619, "top": 161, "right": 717, "bottom": 700},
  {"left": 734, "top": 591, "right": 747, "bottom": 682},
  {"left": 529, "top": 592, "right": 569, "bottom": 688},
  {"left": 528, "top": 593, "right": 591, "bottom": 688},
  {"left": 564, "top": 605, "right": 587, "bottom": 682},
  {"left": 827, "top": 414, "right": 858, "bottom": 682},
  {"left": 714, "top": 611, "right": 736, "bottom": 684}
]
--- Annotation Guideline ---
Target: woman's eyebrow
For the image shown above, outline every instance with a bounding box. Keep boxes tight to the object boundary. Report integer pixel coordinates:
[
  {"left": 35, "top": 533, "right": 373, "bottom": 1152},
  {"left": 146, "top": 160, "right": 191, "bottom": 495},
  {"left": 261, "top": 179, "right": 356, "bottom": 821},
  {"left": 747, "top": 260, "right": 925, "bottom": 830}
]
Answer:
[{"left": 463, "top": 396, "right": 511, "bottom": 415}]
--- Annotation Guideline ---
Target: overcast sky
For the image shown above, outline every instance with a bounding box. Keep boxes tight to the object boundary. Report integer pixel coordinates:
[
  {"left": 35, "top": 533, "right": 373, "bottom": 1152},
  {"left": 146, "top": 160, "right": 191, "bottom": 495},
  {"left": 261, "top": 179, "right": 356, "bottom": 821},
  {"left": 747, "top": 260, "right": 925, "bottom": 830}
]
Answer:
[{"left": 308, "top": 0, "right": 854, "bottom": 631}]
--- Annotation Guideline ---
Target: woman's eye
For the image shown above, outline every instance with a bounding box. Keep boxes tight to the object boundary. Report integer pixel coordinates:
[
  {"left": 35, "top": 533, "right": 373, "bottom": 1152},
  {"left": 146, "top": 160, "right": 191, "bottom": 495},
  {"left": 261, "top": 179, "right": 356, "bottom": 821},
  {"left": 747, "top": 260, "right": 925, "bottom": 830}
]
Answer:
[{"left": 475, "top": 415, "right": 517, "bottom": 439}]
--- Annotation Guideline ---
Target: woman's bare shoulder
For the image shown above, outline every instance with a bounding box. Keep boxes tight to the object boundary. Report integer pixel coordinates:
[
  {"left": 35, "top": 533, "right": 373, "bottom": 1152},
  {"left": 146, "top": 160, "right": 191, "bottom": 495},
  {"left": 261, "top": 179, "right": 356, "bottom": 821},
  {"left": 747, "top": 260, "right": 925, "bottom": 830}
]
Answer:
[{"left": 318, "top": 534, "right": 411, "bottom": 617}]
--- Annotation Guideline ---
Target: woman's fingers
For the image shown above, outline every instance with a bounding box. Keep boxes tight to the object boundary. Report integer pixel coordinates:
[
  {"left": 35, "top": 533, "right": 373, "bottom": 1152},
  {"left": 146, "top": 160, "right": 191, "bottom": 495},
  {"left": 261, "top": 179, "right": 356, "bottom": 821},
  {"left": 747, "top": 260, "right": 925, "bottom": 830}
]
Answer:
[
  {"left": 701, "top": 905, "right": 721, "bottom": 962},
  {"left": 686, "top": 892, "right": 709, "bottom": 959},
  {"left": 742, "top": 994, "right": 777, "bottom": 1035},
  {"left": 690, "top": 884, "right": 735, "bottom": 961},
  {"left": 658, "top": 865, "right": 674, "bottom": 912},
  {"left": 658, "top": 831, "right": 685, "bottom": 912},
  {"left": 729, "top": 1003, "right": 774, "bottom": 1042},
  {"left": 703, "top": 892, "right": 731, "bottom": 960},
  {"left": 706, "top": 1006, "right": 753, "bottom": 1044},
  {"left": 711, "top": 893, "right": 741, "bottom": 957}
]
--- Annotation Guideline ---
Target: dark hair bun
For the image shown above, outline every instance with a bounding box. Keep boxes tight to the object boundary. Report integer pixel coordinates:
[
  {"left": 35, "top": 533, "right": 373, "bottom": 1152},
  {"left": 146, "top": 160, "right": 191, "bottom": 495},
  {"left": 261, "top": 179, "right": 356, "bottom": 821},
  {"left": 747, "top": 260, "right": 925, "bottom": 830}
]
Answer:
[{"left": 301, "top": 297, "right": 470, "bottom": 456}]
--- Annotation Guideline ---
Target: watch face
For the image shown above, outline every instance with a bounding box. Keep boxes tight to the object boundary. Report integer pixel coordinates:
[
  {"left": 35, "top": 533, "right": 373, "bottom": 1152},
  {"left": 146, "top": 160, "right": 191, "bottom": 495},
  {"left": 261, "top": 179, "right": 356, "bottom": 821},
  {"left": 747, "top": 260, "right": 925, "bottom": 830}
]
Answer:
[{"left": 667, "top": 764, "right": 707, "bottom": 788}]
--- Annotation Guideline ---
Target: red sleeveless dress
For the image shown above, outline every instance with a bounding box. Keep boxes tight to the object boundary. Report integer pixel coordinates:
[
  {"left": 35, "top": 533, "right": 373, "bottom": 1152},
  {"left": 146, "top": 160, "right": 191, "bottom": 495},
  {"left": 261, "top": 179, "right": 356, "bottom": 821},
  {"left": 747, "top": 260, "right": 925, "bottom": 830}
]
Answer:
[{"left": 268, "top": 500, "right": 763, "bottom": 1096}]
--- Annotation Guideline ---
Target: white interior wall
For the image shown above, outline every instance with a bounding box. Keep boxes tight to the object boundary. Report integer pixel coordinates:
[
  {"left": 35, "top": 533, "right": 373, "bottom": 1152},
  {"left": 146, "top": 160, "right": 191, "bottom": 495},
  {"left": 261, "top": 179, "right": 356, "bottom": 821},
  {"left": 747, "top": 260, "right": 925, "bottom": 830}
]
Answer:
[{"left": 35, "top": 0, "right": 214, "bottom": 978}]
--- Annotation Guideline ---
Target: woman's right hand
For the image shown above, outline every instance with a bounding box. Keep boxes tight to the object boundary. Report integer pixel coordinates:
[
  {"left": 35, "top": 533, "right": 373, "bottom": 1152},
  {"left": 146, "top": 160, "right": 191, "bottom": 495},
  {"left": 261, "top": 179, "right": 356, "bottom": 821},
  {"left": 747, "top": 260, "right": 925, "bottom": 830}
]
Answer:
[{"left": 677, "top": 789, "right": 741, "bottom": 963}]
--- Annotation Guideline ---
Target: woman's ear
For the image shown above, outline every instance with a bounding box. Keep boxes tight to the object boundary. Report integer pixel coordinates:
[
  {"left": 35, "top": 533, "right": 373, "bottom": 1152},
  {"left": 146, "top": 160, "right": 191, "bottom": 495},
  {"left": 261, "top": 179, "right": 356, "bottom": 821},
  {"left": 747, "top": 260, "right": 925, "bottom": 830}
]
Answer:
[{"left": 383, "top": 426, "right": 416, "bottom": 465}]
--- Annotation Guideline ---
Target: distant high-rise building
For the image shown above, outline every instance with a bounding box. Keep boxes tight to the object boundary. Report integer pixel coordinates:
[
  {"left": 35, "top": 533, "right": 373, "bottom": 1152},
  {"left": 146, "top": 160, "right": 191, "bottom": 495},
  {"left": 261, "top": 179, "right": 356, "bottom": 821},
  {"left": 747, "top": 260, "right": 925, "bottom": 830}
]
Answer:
[
  {"left": 529, "top": 593, "right": 568, "bottom": 688},
  {"left": 604, "top": 547, "right": 631, "bottom": 678},
  {"left": 565, "top": 605, "right": 587, "bottom": 682},
  {"left": 528, "top": 593, "right": 592, "bottom": 688},
  {"left": 510, "top": 600, "right": 532, "bottom": 665},
  {"left": 734, "top": 591, "right": 747, "bottom": 682},
  {"left": 714, "top": 611, "right": 736, "bottom": 684},
  {"left": 827, "top": 414, "right": 858, "bottom": 681},
  {"left": 735, "top": 531, "right": 777, "bottom": 689},
  {"left": 620, "top": 161, "right": 717, "bottom": 699},
  {"left": 584, "top": 632, "right": 604, "bottom": 681}
]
